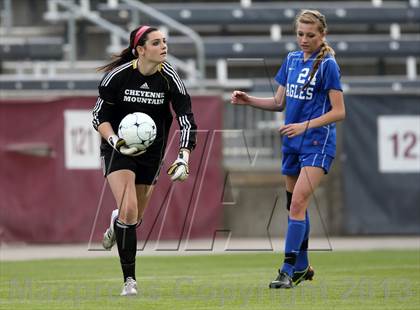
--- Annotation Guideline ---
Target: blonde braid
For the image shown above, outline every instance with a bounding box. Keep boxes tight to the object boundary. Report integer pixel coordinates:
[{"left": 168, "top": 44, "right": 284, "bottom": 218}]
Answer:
[{"left": 302, "top": 42, "right": 335, "bottom": 90}]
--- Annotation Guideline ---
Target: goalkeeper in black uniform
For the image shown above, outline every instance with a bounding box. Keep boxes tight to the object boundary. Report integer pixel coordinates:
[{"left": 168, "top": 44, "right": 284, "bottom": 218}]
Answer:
[{"left": 92, "top": 25, "right": 197, "bottom": 296}]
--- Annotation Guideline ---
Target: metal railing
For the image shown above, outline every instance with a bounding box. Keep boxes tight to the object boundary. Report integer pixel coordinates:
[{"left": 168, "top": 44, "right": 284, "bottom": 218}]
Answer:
[
  {"left": 223, "top": 93, "right": 284, "bottom": 168},
  {"left": 0, "top": 0, "right": 13, "bottom": 35},
  {"left": 121, "top": 0, "right": 206, "bottom": 82},
  {"left": 44, "top": 0, "right": 202, "bottom": 81}
]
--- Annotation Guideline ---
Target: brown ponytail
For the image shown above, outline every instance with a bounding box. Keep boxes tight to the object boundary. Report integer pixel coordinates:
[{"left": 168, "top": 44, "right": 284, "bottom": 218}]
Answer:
[{"left": 97, "top": 26, "right": 158, "bottom": 72}]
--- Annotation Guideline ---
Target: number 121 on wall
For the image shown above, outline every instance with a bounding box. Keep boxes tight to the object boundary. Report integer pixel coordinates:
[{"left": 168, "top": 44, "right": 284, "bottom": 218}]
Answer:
[{"left": 377, "top": 115, "right": 420, "bottom": 173}]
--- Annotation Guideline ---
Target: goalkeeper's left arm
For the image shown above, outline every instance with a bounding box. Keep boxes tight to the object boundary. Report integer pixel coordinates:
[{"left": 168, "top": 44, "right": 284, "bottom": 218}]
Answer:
[
  {"left": 166, "top": 63, "right": 197, "bottom": 181},
  {"left": 167, "top": 112, "right": 196, "bottom": 182}
]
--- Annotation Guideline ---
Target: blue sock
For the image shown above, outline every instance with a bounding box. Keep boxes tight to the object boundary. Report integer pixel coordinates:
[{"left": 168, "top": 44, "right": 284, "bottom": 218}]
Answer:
[
  {"left": 281, "top": 218, "right": 306, "bottom": 277},
  {"left": 295, "top": 210, "right": 310, "bottom": 271}
]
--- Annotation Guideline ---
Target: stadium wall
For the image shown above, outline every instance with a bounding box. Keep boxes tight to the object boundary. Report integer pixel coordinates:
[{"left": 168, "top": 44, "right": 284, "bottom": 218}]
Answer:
[
  {"left": 0, "top": 95, "right": 224, "bottom": 244},
  {"left": 342, "top": 94, "right": 420, "bottom": 235},
  {"left": 222, "top": 93, "right": 420, "bottom": 239},
  {"left": 1, "top": 93, "right": 419, "bottom": 244}
]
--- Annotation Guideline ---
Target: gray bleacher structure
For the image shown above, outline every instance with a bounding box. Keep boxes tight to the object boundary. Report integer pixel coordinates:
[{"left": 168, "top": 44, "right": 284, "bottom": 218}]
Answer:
[
  {"left": 0, "top": 0, "right": 419, "bottom": 90},
  {"left": 0, "top": 0, "right": 419, "bottom": 165}
]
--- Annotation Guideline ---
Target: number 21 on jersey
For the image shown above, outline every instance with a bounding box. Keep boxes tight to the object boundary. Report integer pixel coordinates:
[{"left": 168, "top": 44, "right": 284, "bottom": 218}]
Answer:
[{"left": 296, "top": 68, "right": 316, "bottom": 86}]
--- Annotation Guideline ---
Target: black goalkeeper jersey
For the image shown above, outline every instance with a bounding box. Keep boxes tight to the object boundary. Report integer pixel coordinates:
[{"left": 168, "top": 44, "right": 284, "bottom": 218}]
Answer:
[{"left": 92, "top": 60, "right": 197, "bottom": 154}]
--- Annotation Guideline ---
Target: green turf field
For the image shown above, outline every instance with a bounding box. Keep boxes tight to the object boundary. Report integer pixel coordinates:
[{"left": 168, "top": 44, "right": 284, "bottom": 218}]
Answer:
[{"left": 0, "top": 250, "right": 419, "bottom": 310}]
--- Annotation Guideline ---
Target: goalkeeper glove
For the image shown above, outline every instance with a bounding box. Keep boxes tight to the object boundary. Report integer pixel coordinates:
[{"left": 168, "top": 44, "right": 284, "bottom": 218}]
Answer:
[
  {"left": 167, "top": 149, "right": 190, "bottom": 181},
  {"left": 121, "top": 146, "right": 146, "bottom": 156},
  {"left": 107, "top": 134, "right": 145, "bottom": 156},
  {"left": 107, "top": 134, "right": 125, "bottom": 152}
]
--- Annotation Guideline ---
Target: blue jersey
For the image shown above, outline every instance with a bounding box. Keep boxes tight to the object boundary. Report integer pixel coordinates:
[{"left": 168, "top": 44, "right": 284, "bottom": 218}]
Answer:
[{"left": 275, "top": 50, "right": 342, "bottom": 157}]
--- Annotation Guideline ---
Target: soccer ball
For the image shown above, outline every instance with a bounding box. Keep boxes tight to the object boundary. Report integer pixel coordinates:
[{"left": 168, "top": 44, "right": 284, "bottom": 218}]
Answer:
[{"left": 118, "top": 112, "right": 157, "bottom": 151}]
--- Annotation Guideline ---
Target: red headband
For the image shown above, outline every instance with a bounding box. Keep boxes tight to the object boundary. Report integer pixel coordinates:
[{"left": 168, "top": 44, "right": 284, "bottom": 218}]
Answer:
[{"left": 133, "top": 26, "right": 151, "bottom": 48}]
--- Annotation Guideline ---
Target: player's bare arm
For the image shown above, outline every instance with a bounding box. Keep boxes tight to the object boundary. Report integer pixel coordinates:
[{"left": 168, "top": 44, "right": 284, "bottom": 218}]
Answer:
[{"left": 231, "top": 86, "right": 285, "bottom": 111}]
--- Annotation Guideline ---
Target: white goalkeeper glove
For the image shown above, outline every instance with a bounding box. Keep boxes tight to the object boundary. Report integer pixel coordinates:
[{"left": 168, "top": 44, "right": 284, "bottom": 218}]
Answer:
[
  {"left": 167, "top": 149, "right": 190, "bottom": 181},
  {"left": 107, "top": 134, "right": 125, "bottom": 152},
  {"left": 107, "top": 134, "right": 145, "bottom": 156},
  {"left": 121, "top": 146, "right": 145, "bottom": 156}
]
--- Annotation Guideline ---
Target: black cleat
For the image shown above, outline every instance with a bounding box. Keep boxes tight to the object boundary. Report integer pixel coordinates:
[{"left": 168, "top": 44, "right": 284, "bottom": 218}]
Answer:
[
  {"left": 269, "top": 271, "right": 293, "bottom": 289},
  {"left": 292, "top": 265, "right": 315, "bottom": 285}
]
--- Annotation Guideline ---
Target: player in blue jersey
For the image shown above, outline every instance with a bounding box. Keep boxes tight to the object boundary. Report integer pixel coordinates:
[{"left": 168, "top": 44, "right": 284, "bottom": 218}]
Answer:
[{"left": 231, "top": 10, "right": 345, "bottom": 288}]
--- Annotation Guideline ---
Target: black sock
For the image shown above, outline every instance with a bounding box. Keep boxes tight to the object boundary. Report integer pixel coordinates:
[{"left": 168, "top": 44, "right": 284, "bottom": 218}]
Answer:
[
  {"left": 114, "top": 219, "right": 137, "bottom": 282},
  {"left": 283, "top": 252, "right": 297, "bottom": 266}
]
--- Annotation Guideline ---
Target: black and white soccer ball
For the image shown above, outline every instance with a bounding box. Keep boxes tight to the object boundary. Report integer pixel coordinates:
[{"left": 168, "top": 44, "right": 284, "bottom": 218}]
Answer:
[{"left": 118, "top": 112, "right": 157, "bottom": 151}]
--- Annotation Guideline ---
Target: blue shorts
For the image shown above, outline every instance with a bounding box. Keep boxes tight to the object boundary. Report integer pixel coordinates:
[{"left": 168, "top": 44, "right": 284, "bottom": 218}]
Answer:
[{"left": 282, "top": 153, "right": 334, "bottom": 176}]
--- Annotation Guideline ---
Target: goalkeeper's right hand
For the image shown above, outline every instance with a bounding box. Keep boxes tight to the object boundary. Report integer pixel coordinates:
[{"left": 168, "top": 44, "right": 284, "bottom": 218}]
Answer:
[
  {"left": 107, "top": 134, "right": 146, "bottom": 156},
  {"left": 120, "top": 146, "right": 145, "bottom": 156},
  {"left": 107, "top": 134, "right": 126, "bottom": 153}
]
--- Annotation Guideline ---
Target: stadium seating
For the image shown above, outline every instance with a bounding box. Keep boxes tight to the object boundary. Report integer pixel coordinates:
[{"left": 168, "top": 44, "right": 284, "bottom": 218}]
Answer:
[
  {"left": 99, "top": 2, "right": 420, "bottom": 25},
  {"left": 0, "top": 36, "right": 64, "bottom": 61},
  {"left": 0, "top": 0, "right": 418, "bottom": 103},
  {"left": 167, "top": 35, "right": 420, "bottom": 59}
]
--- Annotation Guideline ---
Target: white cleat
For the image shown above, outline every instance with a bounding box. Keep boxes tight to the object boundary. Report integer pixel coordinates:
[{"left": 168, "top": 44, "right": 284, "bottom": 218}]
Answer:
[
  {"left": 102, "top": 209, "right": 118, "bottom": 250},
  {"left": 120, "top": 277, "right": 138, "bottom": 296},
  {"left": 102, "top": 227, "right": 116, "bottom": 250}
]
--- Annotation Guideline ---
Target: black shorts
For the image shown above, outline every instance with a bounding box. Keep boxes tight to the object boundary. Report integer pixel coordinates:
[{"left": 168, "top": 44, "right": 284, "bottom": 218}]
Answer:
[{"left": 101, "top": 144, "right": 164, "bottom": 185}]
